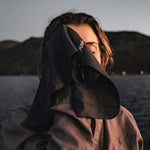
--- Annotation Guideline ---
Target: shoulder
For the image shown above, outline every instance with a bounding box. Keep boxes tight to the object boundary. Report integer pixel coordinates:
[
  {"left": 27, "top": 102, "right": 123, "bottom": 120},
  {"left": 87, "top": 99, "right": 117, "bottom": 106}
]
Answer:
[
  {"left": 111, "top": 105, "right": 138, "bottom": 128},
  {"left": 118, "top": 105, "right": 139, "bottom": 126},
  {"left": 119, "top": 105, "right": 136, "bottom": 121}
]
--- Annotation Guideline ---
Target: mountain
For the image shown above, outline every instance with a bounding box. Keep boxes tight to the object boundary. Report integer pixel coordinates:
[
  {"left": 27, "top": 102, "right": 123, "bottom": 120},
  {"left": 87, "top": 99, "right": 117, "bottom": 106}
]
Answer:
[
  {"left": 106, "top": 31, "right": 150, "bottom": 74},
  {"left": 0, "top": 40, "right": 20, "bottom": 51},
  {"left": 0, "top": 37, "right": 42, "bottom": 75},
  {"left": 0, "top": 31, "right": 150, "bottom": 75}
]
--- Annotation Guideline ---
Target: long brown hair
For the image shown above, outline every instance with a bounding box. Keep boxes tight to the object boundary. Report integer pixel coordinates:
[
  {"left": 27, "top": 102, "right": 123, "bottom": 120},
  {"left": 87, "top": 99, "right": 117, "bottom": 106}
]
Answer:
[{"left": 38, "top": 12, "right": 113, "bottom": 78}]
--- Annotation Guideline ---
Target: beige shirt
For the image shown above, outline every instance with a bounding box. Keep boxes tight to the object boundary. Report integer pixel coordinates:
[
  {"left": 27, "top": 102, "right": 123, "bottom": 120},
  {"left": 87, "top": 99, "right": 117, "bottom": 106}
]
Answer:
[{"left": 3, "top": 104, "right": 143, "bottom": 150}]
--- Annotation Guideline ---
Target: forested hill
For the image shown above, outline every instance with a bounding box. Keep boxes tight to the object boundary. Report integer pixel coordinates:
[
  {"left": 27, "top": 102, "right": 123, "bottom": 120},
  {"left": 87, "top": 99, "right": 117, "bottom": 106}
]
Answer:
[
  {"left": 0, "top": 31, "right": 150, "bottom": 75},
  {"left": 106, "top": 31, "right": 150, "bottom": 74}
]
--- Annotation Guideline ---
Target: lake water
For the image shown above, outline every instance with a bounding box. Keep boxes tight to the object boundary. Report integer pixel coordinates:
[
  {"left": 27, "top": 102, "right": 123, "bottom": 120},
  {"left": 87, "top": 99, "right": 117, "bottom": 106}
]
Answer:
[{"left": 0, "top": 75, "right": 150, "bottom": 150}]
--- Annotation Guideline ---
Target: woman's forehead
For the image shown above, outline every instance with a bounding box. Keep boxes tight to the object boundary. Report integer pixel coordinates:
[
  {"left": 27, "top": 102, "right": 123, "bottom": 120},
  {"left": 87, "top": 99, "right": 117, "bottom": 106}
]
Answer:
[{"left": 66, "top": 24, "right": 99, "bottom": 44}]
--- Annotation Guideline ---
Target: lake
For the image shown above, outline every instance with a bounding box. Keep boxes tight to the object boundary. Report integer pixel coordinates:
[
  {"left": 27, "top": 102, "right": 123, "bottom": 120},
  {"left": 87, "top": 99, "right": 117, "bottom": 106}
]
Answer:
[{"left": 0, "top": 75, "right": 150, "bottom": 150}]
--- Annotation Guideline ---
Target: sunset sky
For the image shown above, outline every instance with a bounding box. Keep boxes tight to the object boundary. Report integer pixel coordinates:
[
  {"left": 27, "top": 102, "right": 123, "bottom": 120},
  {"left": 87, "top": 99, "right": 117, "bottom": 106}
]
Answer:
[{"left": 0, "top": 0, "right": 150, "bottom": 41}]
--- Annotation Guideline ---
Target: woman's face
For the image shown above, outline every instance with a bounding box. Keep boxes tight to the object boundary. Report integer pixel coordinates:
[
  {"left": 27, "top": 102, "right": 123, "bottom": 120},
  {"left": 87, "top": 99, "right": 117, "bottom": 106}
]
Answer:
[{"left": 66, "top": 24, "right": 101, "bottom": 64}]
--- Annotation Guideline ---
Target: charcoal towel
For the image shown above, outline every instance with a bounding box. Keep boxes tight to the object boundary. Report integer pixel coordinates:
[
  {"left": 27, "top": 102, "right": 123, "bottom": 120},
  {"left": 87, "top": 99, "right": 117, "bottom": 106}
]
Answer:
[{"left": 23, "top": 25, "right": 120, "bottom": 131}]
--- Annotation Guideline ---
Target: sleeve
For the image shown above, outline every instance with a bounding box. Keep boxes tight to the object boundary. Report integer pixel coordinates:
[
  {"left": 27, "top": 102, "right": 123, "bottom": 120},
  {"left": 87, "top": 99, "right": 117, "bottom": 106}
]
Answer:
[{"left": 2, "top": 104, "right": 94, "bottom": 150}]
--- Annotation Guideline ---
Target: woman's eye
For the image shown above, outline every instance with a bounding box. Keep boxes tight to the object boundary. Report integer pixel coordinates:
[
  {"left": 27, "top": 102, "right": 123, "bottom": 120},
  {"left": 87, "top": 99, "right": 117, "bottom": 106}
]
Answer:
[{"left": 87, "top": 45, "right": 97, "bottom": 53}]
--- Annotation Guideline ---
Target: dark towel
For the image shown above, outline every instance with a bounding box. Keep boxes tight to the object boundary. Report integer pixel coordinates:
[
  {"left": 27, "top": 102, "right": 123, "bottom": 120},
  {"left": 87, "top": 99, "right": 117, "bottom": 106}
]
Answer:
[{"left": 23, "top": 25, "right": 120, "bottom": 131}]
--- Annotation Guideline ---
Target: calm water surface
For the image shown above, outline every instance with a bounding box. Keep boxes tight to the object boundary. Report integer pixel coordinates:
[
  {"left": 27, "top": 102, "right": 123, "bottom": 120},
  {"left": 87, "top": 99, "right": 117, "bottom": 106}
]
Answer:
[{"left": 0, "top": 75, "right": 150, "bottom": 150}]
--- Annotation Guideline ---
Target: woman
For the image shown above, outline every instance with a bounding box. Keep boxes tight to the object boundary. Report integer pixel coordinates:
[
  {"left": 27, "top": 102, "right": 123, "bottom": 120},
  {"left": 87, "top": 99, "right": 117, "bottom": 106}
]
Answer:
[{"left": 3, "top": 12, "right": 143, "bottom": 150}]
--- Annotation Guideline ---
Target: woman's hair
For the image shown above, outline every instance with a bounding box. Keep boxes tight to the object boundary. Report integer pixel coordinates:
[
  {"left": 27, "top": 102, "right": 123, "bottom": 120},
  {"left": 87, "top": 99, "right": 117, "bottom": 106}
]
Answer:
[{"left": 38, "top": 12, "right": 113, "bottom": 78}]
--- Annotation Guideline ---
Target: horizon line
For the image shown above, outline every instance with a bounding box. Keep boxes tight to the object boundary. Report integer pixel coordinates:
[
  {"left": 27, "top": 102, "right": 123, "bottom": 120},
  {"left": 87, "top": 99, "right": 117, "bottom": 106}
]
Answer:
[{"left": 0, "top": 29, "right": 150, "bottom": 43}]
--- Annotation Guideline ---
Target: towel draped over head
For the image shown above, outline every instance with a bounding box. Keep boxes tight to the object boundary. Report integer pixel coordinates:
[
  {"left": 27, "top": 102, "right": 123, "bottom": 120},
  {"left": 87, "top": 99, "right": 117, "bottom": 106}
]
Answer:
[{"left": 23, "top": 25, "right": 120, "bottom": 131}]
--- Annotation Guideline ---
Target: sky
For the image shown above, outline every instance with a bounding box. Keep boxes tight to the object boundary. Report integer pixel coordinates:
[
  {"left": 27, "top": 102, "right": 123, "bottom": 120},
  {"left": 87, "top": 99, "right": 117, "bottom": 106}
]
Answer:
[{"left": 0, "top": 0, "right": 150, "bottom": 42}]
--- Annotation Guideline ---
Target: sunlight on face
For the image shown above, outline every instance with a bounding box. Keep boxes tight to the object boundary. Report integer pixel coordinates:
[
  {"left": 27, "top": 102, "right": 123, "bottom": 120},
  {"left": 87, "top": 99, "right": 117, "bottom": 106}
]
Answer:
[{"left": 66, "top": 24, "right": 101, "bottom": 64}]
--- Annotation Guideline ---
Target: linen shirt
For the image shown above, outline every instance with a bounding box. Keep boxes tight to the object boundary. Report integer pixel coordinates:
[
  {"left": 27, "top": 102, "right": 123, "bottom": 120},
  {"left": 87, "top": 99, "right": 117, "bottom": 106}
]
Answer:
[{"left": 3, "top": 102, "right": 143, "bottom": 150}]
